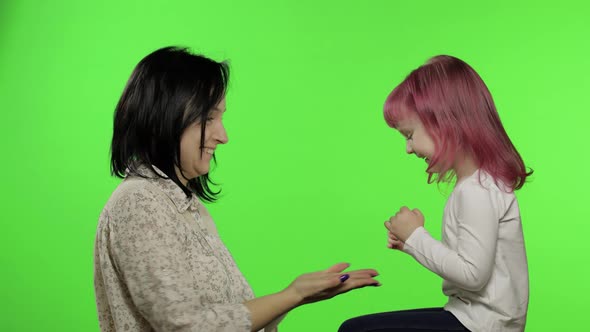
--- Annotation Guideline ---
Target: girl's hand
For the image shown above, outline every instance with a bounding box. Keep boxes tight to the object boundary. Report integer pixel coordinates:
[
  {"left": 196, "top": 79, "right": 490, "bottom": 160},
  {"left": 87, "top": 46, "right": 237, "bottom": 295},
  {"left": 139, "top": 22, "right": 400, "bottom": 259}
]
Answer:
[
  {"left": 285, "top": 263, "right": 380, "bottom": 305},
  {"left": 384, "top": 206, "right": 425, "bottom": 242},
  {"left": 387, "top": 231, "right": 404, "bottom": 250}
]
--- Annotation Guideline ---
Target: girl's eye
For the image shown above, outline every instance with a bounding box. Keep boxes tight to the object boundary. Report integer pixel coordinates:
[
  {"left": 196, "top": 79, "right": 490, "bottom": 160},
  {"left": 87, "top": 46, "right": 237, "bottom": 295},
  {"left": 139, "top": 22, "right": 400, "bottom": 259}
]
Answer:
[
  {"left": 406, "top": 133, "right": 413, "bottom": 140},
  {"left": 206, "top": 117, "right": 214, "bottom": 122}
]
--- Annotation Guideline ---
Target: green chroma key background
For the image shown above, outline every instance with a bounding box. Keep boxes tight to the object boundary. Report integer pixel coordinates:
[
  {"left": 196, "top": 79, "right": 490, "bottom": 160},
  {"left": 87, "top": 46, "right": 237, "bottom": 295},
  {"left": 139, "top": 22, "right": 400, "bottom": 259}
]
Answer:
[{"left": 1, "top": 0, "right": 588, "bottom": 330}]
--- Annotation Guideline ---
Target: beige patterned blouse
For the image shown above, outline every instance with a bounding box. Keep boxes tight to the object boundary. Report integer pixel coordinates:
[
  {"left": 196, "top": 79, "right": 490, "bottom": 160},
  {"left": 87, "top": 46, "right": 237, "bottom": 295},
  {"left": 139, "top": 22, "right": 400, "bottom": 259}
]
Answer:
[{"left": 94, "top": 165, "right": 278, "bottom": 332}]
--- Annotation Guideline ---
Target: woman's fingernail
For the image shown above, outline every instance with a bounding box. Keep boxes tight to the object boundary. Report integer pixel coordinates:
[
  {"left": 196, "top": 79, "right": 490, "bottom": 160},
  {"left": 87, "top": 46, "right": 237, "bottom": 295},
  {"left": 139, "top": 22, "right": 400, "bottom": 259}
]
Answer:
[{"left": 339, "top": 274, "right": 350, "bottom": 282}]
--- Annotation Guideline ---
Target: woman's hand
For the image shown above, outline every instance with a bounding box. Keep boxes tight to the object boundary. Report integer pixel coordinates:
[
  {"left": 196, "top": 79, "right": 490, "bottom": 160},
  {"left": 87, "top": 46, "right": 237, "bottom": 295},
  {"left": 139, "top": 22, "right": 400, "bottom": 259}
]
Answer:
[
  {"left": 285, "top": 263, "right": 380, "bottom": 305},
  {"left": 246, "top": 263, "right": 379, "bottom": 331},
  {"left": 384, "top": 206, "right": 425, "bottom": 243}
]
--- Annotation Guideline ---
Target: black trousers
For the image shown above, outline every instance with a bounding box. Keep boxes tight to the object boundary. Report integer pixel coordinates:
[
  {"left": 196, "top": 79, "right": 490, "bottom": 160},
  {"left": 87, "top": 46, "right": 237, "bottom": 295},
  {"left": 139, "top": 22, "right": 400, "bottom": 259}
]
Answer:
[{"left": 338, "top": 308, "right": 471, "bottom": 332}]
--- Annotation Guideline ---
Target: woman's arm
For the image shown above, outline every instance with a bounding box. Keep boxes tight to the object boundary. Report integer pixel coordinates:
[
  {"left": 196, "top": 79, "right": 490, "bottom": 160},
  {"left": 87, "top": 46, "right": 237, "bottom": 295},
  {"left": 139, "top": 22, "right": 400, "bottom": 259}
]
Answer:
[
  {"left": 245, "top": 263, "right": 380, "bottom": 331},
  {"left": 99, "top": 188, "right": 379, "bottom": 332}
]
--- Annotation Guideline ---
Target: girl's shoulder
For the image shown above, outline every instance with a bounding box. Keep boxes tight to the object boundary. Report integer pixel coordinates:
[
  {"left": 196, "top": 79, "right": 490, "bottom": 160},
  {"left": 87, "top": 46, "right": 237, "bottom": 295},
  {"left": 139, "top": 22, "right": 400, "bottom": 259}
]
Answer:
[
  {"left": 455, "top": 169, "right": 513, "bottom": 195},
  {"left": 451, "top": 170, "right": 516, "bottom": 210}
]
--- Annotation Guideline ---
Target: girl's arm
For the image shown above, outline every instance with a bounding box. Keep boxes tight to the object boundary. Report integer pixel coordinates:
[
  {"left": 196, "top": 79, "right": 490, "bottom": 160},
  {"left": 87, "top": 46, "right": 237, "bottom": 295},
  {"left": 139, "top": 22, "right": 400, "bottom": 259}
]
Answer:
[{"left": 389, "top": 186, "right": 503, "bottom": 291}]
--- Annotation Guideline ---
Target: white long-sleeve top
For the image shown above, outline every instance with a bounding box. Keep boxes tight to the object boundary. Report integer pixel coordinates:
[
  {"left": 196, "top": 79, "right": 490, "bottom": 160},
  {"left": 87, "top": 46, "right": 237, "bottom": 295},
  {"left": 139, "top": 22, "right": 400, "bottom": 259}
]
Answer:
[{"left": 403, "top": 170, "right": 529, "bottom": 332}]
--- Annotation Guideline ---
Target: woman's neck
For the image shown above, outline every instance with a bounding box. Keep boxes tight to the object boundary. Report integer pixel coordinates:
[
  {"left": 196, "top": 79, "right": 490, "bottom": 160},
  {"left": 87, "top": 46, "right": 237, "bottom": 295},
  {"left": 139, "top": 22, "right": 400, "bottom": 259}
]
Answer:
[{"left": 174, "top": 166, "right": 190, "bottom": 187}]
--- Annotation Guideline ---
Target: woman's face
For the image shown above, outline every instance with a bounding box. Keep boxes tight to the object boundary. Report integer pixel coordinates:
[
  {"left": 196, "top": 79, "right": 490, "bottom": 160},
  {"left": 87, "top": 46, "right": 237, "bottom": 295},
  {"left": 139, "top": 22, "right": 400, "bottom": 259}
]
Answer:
[{"left": 177, "top": 98, "right": 228, "bottom": 184}]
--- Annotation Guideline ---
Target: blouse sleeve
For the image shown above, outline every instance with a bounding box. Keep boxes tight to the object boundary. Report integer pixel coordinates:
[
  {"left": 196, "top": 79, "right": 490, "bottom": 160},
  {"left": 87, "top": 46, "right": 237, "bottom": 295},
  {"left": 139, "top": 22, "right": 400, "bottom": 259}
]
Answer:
[{"left": 102, "top": 187, "right": 252, "bottom": 332}]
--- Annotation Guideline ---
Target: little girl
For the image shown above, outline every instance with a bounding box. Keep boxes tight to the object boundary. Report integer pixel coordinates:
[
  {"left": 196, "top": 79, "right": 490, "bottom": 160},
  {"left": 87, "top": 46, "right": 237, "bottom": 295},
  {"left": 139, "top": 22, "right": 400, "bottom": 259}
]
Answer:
[{"left": 339, "top": 55, "right": 532, "bottom": 332}]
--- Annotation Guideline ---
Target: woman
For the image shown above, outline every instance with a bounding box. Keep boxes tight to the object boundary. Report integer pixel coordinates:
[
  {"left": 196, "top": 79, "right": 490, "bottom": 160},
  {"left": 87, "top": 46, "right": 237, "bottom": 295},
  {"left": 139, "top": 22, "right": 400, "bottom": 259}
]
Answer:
[{"left": 94, "top": 46, "right": 380, "bottom": 332}]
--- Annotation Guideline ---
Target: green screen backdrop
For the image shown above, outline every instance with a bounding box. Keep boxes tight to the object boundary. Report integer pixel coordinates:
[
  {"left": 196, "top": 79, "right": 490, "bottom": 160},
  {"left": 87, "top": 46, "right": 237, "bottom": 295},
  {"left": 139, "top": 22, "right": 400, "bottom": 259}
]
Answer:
[{"left": 1, "top": 0, "right": 589, "bottom": 330}]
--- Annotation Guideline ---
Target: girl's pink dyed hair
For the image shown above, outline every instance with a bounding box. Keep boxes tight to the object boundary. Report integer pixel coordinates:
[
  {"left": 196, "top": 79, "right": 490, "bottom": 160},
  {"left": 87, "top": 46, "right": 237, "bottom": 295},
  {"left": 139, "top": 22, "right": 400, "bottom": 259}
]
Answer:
[{"left": 384, "top": 55, "right": 532, "bottom": 191}]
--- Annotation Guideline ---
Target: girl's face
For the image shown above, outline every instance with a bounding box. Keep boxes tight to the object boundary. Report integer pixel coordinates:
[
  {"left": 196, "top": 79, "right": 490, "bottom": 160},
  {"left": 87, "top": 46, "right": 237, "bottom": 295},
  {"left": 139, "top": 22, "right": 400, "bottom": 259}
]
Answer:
[
  {"left": 177, "top": 98, "right": 228, "bottom": 184},
  {"left": 396, "top": 114, "right": 437, "bottom": 171}
]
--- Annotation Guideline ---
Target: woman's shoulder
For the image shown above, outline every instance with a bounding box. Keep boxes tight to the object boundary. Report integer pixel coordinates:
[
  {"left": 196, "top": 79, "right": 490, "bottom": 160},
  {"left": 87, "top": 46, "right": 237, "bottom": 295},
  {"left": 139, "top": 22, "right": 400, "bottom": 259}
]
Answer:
[
  {"left": 97, "top": 177, "right": 189, "bottom": 248},
  {"left": 102, "top": 176, "right": 174, "bottom": 222}
]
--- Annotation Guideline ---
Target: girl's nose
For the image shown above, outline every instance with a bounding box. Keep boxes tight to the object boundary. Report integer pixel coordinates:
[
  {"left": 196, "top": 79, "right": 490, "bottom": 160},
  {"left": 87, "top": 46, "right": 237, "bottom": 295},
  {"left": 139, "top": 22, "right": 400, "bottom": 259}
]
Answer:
[{"left": 406, "top": 141, "right": 414, "bottom": 154}]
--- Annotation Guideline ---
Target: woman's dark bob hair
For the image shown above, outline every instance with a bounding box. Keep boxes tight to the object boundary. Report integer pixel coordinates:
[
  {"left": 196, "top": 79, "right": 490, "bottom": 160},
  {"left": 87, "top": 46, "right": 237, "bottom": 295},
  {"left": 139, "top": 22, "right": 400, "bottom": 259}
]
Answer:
[{"left": 110, "top": 46, "right": 229, "bottom": 202}]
